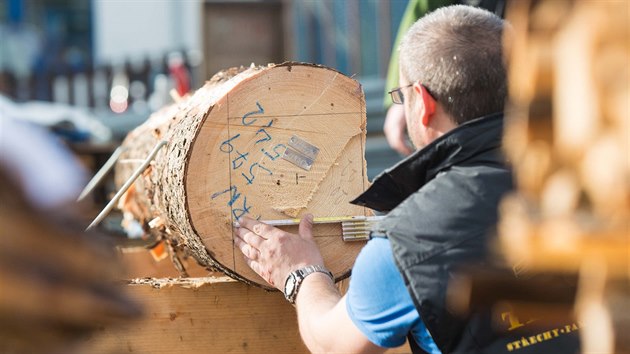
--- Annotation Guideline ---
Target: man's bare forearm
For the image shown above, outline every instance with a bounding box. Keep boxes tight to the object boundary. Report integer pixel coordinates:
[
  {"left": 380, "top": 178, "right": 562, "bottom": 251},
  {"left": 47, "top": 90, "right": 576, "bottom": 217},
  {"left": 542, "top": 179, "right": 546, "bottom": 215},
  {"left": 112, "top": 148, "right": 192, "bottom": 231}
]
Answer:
[
  {"left": 295, "top": 273, "right": 341, "bottom": 352},
  {"left": 295, "top": 273, "right": 385, "bottom": 354}
]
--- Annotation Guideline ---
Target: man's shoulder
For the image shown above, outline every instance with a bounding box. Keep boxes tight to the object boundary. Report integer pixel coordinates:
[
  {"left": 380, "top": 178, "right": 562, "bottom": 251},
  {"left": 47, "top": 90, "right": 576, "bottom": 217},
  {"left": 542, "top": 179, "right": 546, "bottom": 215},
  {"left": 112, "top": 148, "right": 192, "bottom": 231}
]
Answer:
[
  {"left": 402, "top": 163, "right": 512, "bottom": 212},
  {"left": 352, "top": 237, "right": 396, "bottom": 275},
  {"left": 378, "top": 163, "right": 512, "bottom": 262},
  {"left": 349, "top": 237, "right": 411, "bottom": 301},
  {"left": 433, "top": 163, "right": 512, "bottom": 193}
]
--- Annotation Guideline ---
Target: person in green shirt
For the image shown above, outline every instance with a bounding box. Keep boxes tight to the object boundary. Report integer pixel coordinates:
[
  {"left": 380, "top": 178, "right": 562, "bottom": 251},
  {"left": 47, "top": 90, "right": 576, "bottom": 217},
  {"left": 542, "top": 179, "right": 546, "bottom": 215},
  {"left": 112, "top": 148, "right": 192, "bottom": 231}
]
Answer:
[{"left": 384, "top": 0, "right": 454, "bottom": 155}]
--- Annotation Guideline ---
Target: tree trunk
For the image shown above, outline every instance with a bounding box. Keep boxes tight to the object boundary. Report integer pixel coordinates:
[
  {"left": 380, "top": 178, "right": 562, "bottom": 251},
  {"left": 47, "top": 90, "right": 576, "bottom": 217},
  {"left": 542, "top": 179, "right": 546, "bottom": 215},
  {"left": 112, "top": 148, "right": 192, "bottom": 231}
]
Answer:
[{"left": 116, "top": 63, "right": 370, "bottom": 288}]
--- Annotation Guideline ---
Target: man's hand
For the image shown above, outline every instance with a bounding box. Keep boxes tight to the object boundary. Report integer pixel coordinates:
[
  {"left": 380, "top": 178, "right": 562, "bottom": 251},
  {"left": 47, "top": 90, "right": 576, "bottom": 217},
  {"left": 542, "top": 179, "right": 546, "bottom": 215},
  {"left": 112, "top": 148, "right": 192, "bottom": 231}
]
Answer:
[
  {"left": 383, "top": 104, "right": 414, "bottom": 156},
  {"left": 236, "top": 215, "right": 385, "bottom": 353},
  {"left": 234, "top": 214, "right": 325, "bottom": 290}
]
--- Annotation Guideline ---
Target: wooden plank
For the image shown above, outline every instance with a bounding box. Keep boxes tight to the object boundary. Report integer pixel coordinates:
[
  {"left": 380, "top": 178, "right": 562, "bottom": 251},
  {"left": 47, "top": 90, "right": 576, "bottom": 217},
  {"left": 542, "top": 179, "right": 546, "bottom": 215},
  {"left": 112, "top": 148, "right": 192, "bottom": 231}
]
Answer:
[
  {"left": 82, "top": 277, "right": 307, "bottom": 353},
  {"left": 81, "top": 277, "right": 412, "bottom": 353}
]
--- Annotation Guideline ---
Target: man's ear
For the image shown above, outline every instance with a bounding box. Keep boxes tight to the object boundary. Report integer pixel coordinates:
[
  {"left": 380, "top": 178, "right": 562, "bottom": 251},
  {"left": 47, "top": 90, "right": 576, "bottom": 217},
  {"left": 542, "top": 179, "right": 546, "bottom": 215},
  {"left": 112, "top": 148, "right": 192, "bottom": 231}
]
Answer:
[{"left": 414, "top": 83, "right": 436, "bottom": 126}]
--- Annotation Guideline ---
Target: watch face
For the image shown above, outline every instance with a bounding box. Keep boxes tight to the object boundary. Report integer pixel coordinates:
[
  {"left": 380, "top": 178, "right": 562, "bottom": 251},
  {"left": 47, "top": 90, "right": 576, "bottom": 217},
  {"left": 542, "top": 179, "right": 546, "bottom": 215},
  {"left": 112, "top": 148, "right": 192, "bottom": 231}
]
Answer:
[{"left": 284, "top": 274, "right": 296, "bottom": 296}]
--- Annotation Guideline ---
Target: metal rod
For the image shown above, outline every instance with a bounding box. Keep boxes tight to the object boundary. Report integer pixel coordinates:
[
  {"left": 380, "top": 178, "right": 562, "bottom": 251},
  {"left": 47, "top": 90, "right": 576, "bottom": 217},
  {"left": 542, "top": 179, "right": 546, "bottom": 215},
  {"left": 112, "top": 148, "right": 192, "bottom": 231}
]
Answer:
[
  {"left": 86, "top": 141, "right": 167, "bottom": 231},
  {"left": 77, "top": 146, "right": 126, "bottom": 201}
]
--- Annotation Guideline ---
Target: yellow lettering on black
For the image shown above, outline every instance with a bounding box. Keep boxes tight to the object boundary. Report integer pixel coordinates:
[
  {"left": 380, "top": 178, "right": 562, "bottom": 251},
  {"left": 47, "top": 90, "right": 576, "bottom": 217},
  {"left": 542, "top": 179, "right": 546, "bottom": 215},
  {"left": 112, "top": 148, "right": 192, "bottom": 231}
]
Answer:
[
  {"left": 503, "top": 322, "right": 579, "bottom": 351},
  {"left": 511, "top": 260, "right": 528, "bottom": 278},
  {"left": 520, "top": 337, "right": 530, "bottom": 347},
  {"left": 565, "top": 325, "right": 572, "bottom": 333},
  {"left": 525, "top": 318, "right": 538, "bottom": 325},
  {"left": 501, "top": 311, "right": 526, "bottom": 331},
  {"left": 511, "top": 340, "right": 522, "bottom": 350}
]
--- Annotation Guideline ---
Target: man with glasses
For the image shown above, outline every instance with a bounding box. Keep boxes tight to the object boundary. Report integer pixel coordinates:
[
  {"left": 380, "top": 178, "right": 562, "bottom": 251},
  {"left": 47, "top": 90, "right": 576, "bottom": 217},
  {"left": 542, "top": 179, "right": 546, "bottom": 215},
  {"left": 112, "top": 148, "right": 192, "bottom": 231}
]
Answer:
[
  {"left": 235, "top": 5, "right": 511, "bottom": 353},
  {"left": 382, "top": 0, "right": 507, "bottom": 156}
]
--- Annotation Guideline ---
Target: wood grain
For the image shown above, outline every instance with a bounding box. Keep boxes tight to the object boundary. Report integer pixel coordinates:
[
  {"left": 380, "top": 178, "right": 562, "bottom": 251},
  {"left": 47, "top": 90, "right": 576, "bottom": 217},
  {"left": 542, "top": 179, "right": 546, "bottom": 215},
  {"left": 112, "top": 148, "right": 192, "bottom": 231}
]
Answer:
[
  {"left": 80, "top": 277, "right": 412, "bottom": 354},
  {"left": 115, "top": 63, "right": 369, "bottom": 288}
]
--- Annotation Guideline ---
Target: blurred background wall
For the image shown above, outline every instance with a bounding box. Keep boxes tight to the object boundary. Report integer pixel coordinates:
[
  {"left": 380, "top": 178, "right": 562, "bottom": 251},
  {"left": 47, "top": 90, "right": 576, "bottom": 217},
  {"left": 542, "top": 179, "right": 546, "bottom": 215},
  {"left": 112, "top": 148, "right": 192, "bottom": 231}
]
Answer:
[
  {"left": 0, "top": 0, "right": 407, "bottom": 179},
  {"left": 93, "top": 1, "right": 201, "bottom": 65}
]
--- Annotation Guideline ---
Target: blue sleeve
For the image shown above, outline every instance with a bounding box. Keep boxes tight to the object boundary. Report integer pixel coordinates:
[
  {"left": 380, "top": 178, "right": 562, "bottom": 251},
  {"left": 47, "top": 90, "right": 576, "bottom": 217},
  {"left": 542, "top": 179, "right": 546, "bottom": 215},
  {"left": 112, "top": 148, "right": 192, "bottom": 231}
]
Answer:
[{"left": 346, "top": 237, "right": 438, "bottom": 351}]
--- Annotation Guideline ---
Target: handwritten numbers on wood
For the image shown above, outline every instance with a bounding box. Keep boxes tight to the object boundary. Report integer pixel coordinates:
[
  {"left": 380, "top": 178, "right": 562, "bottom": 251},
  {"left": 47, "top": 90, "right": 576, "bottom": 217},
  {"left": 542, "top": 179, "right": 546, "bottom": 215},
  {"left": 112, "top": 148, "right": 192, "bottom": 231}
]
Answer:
[
  {"left": 232, "top": 196, "right": 252, "bottom": 220},
  {"left": 262, "top": 144, "right": 286, "bottom": 161},
  {"left": 213, "top": 101, "right": 279, "bottom": 219},
  {"left": 232, "top": 150, "right": 249, "bottom": 169},
  {"left": 241, "top": 163, "right": 273, "bottom": 185},
  {"left": 220, "top": 134, "right": 241, "bottom": 153},
  {"left": 255, "top": 128, "right": 272, "bottom": 144},
  {"left": 242, "top": 101, "right": 264, "bottom": 126},
  {"left": 211, "top": 185, "right": 242, "bottom": 208}
]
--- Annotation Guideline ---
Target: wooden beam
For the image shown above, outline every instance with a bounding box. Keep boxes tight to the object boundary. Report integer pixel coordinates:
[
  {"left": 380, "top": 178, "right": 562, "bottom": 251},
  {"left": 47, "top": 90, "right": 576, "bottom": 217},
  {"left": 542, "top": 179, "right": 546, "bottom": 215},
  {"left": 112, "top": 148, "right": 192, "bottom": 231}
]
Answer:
[{"left": 81, "top": 277, "right": 412, "bottom": 353}]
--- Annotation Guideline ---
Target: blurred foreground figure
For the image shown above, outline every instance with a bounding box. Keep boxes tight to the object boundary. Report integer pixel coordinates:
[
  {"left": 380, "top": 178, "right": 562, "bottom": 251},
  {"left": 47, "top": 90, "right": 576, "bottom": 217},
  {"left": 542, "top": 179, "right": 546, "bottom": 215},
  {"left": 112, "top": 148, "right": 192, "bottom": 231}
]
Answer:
[
  {"left": 497, "top": 0, "right": 630, "bottom": 353},
  {"left": 0, "top": 118, "right": 140, "bottom": 353},
  {"left": 449, "top": 1, "right": 629, "bottom": 354}
]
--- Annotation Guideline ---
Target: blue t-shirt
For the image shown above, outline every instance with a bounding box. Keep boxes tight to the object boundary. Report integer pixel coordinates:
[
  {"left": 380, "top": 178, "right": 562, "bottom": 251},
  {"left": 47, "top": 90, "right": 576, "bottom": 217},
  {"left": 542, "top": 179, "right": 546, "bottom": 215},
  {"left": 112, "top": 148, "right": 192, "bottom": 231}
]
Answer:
[{"left": 346, "top": 237, "right": 441, "bottom": 354}]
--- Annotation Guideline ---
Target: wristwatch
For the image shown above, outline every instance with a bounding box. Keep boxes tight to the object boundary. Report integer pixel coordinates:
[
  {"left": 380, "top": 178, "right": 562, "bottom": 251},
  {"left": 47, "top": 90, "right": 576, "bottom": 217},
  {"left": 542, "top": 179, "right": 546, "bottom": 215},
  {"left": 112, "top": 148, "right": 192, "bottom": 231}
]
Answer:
[{"left": 283, "top": 265, "right": 334, "bottom": 304}]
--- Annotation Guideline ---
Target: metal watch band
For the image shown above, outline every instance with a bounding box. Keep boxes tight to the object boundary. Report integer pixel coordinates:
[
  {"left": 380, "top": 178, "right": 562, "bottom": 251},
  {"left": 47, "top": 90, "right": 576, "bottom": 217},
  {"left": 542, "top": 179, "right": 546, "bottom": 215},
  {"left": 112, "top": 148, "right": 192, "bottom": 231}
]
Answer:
[{"left": 284, "top": 265, "right": 333, "bottom": 304}]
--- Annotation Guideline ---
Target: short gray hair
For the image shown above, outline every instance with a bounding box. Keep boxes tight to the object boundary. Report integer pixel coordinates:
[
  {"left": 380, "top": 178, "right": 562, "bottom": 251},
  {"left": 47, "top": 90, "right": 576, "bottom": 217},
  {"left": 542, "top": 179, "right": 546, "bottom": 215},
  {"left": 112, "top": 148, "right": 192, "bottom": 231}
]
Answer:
[{"left": 399, "top": 5, "right": 507, "bottom": 124}]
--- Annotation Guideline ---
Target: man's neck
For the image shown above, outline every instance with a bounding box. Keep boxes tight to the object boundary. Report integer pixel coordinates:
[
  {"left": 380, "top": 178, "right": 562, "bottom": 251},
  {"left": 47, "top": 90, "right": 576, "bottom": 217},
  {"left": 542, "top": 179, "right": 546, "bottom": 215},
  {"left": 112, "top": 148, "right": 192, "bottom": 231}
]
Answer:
[{"left": 425, "top": 105, "right": 457, "bottom": 145}]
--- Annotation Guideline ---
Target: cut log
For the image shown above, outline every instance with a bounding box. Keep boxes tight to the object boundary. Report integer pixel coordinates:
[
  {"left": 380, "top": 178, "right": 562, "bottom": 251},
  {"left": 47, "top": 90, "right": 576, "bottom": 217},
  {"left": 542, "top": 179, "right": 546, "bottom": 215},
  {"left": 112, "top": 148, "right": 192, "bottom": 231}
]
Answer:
[{"left": 115, "top": 63, "right": 369, "bottom": 288}]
